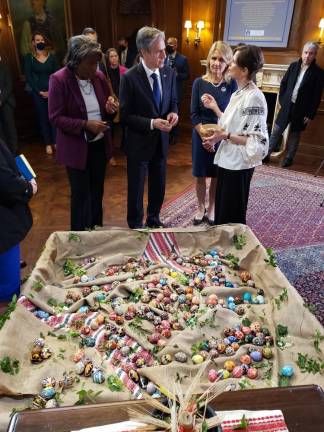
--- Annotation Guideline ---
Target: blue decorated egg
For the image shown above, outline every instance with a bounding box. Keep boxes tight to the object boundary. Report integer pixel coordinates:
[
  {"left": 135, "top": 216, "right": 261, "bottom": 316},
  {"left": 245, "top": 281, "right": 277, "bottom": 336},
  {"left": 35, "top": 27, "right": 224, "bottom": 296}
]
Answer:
[
  {"left": 280, "top": 365, "right": 294, "bottom": 377},
  {"left": 79, "top": 306, "right": 89, "bottom": 313},
  {"left": 40, "top": 386, "right": 56, "bottom": 400},
  {"left": 96, "top": 293, "right": 106, "bottom": 302},
  {"left": 228, "top": 302, "right": 236, "bottom": 311},
  {"left": 225, "top": 281, "right": 234, "bottom": 288},
  {"left": 250, "top": 350, "right": 263, "bottom": 362},
  {"left": 243, "top": 292, "right": 252, "bottom": 303},
  {"left": 92, "top": 368, "right": 105, "bottom": 384},
  {"left": 84, "top": 337, "right": 96, "bottom": 347}
]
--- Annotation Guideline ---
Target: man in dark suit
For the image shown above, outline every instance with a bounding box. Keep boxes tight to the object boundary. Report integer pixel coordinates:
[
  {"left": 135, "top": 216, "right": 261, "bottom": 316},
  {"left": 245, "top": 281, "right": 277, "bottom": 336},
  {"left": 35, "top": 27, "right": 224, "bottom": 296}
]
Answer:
[
  {"left": 117, "top": 35, "right": 138, "bottom": 69},
  {"left": 266, "top": 42, "right": 323, "bottom": 167},
  {"left": 120, "top": 26, "right": 178, "bottom": 229},
  {"left": 0, "top": 59, "right": 18, "bottom": 154},
  {"left": 165, "top": 37, "right": 189, "bottom": 144},
  {"left": 165, "top": 37, "right": 189, "bottom": 104}
]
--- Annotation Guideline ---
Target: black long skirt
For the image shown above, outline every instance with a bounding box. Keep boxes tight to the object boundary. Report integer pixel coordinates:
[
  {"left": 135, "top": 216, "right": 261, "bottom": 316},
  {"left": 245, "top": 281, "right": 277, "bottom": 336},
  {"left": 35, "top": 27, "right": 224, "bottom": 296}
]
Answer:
[{"left": 214, "top": 166, "right": 254, "bottom": 225}]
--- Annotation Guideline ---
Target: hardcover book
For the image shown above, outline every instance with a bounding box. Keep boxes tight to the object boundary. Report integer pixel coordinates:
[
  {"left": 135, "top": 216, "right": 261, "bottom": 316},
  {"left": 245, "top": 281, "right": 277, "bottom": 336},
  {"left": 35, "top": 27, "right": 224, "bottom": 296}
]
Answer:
[{"left": 15, "top": 154, "right": 36, "bottom": 181}]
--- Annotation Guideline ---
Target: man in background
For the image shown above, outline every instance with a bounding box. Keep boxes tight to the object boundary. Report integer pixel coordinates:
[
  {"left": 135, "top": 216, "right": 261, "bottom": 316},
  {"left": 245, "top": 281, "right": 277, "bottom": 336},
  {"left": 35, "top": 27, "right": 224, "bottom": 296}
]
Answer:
[
  {"left": 0, "top": 58, "right": 18, "bottom": 155},
  {"left": 117, "top": 35, "right": 137, "bottom": 69},
  {"left": 265, "top": 41, "right": 323, "bottom": 167},
  {"left": 165, "top": 36, "right": 189, "bottom": 144},
  {"left": 120, "top": 26, "right": 178, "bottom": 229}
]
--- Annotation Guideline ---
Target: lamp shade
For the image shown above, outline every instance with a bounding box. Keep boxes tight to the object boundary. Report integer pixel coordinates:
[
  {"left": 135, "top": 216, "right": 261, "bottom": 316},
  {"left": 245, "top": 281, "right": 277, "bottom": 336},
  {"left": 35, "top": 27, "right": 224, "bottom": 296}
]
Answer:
[
  {"left": 197, "top": 20, "right": 205, "bottom": 30},
  {"left": 184, "top": 20, "right": 192, "bottom": 29},
  {"left": 319, "top": 18, "right": 324, "bottom": 29}
]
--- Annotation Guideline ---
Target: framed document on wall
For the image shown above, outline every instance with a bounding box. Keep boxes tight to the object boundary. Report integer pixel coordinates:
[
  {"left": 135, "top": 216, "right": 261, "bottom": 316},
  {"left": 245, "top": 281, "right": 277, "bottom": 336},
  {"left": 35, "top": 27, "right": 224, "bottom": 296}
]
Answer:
[{"left": 223, "top": 0, "right": 295, "bottom": 47}]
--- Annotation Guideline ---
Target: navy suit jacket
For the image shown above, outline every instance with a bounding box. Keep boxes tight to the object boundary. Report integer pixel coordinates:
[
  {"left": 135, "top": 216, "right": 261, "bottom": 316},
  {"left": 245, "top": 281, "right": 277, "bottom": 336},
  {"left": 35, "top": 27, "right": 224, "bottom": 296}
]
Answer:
[
  {"left": 120, "top": 63, "right": 178, "bottom": 161},
  {"left": 165, "top": 52, "right": 189, "bottom": 102}
]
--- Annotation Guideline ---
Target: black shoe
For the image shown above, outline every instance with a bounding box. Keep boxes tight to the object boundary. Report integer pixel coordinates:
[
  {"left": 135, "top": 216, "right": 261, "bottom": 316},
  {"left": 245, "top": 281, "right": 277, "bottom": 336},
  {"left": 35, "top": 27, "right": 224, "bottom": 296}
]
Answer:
[
  {"left": 281, "top": 158, "right": 292, "bottom": 168},
  {"left": 263, "top": 155, "right": 270, "bottom": 164},
  {"left": 206, "top": 218, "right": 214, "bottom": 226},
  {"left": 145, "top": 220, "right": 167, "bottom": 228},
  {"left": 193, "top": 210, "right": 206, "bottom": 225},
  {"left": 20, "top": 260, "right": 27, "bottom": 269}
]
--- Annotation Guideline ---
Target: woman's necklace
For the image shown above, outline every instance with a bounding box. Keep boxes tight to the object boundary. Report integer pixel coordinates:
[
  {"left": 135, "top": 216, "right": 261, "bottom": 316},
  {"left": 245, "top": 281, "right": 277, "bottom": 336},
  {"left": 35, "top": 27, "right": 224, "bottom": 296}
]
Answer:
[
  {"left": 210, "top": 79, "right": 223, "bottom": 88},
  {"left": 77, "top": 79, "right": 93, "bottom": 95}
]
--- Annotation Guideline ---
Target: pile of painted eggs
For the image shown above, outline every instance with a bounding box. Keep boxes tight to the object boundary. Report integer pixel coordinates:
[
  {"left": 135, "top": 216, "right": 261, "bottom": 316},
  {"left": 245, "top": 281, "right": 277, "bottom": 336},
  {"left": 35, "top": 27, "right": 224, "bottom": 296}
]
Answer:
[
  {"left": 30, "top": 338, "right": 52, "bottom": 364},
  {"left": 73, "top": 349, "right": 105, "bottom": 384},
  {"left": 207, "top": 346, "right": 274, "bottom": 382}
]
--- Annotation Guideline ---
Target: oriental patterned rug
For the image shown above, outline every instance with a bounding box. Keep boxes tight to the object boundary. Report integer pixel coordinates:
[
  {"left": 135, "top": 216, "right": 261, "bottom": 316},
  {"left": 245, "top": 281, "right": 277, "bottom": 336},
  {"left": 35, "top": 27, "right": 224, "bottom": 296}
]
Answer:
[{"left": 161, "top": 165, "right": 324, "bottom": 325}]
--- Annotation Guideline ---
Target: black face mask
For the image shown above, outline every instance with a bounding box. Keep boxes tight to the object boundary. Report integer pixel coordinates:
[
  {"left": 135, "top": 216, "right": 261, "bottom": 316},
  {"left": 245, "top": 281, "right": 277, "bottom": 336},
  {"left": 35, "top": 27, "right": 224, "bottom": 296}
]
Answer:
[
  {"left": 165, "top": 45, "right": 175, "bottom": 54},
  {"left": 36, "top": 42, "right": 46, "bottom": 51}
]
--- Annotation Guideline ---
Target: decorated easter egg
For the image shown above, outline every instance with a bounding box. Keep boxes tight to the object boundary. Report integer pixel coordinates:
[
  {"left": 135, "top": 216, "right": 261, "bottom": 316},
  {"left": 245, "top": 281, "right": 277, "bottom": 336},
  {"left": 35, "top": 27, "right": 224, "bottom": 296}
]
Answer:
[
  {"left": 280, "top": 365, "right": 294, "bottom": 377},
  {"left": 225, "top": 346, "right": 235, "bottom": 356},
  {"left": 41, "top": 347, "right": 52, "bottom": 360},
  {"left": 92, "top": 368, "right": 105, "bottom": 384},
  {"left": 250, "top": 351, "right": 263, "bottom": 362},
  {"left": 84, "top": 337, "right": 96, "bottom": 347},
  {"left": 192, "top": 354, "right": 204, "bottom": 364},
  {"left": 240, "top": 271, "right": 251, "bottom": 282},
  {"left": 84, "top": 361, "right": 94, "bottom": 377},
  {"left": 45, "top": 398, "right": 59, "bottom": 408},
  {"left": 243, "top": 292, "right": 252, "bottom": 303},
  {"left": 32, "top": 395, "right": 47, "bottom": 409},
  {"left": 262, "top": 347, "right": 273, "bottom": 359},
  {"left": 40, "top": 386, "right": 56, "bottom": 400},
  {"left": 34, "top": 338, "right": 45, "bottom": 348},
  {"left": 208, "top": 369, "right": 218, "bottom": 382},
  {"left": 75, "top": 360, "right": 85, "bottom": 375},
  {"left": 240, "top": 354, "right": 252, "bottom": 365},
  {"left": 232, "top": 365, "right": 244, "bottom": 378},
  {"left": 129, "top": 369, "right": 139, "bottom": 382},
  {"left": 224, "top": 360, "right": 236, "bottom": 372},
  {"left": 174, "top": 352, "right": 187, "bottom": 363},
  {"left": 41, "top": 376, "right": 56, "bottom": 388},
  {"left": 247, "top": 367, "right": 258, "bottom": 379},
  {"left": 161, "top": 354, "right": 172, "bottom": 365}
]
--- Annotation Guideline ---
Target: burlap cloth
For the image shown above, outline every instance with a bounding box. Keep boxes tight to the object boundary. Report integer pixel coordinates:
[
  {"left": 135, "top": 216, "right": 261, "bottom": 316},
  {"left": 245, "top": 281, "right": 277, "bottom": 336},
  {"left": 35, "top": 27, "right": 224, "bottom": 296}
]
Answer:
[{"left": 0, "top": 225, "right": 323, "bottom": 431}]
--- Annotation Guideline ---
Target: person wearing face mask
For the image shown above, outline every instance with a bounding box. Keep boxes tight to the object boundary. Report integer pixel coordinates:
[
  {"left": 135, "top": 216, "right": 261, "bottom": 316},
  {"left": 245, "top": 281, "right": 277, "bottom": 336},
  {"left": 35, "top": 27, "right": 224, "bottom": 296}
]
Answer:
[
  {"left": 264, "top": 41, "right": 323, "bottom": 167},
  {"left": 165, "top": 37, "right": 189, "bottom": 144},
  {"left": 117, "top": 35, "right": 138, "bottom": 69},
  {"left": 24, "top": 32, "right": 59, "bottom": 155}
]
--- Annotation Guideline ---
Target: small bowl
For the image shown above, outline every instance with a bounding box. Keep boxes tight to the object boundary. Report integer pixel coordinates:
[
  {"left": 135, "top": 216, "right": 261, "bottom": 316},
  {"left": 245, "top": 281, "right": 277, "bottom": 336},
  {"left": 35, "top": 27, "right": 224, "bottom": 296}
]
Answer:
[{"left": 200, "top": 123, "right": 222, "bottom": 138}]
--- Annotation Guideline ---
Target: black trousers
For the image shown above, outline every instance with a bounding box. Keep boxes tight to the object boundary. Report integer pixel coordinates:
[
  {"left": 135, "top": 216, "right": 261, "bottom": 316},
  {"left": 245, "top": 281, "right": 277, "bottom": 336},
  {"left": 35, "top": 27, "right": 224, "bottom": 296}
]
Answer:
[
  {"left": 0, "top": 104, "right": 18, "bottom": 154},
  {"left": 214, "top": 166, "right": 254, "bottom": 225},
  {"left": 127, "top": 150, "right": 166, "bottom": 229},
  {"left": 66, "top": 139, "right": 107, "bottom": 231}
]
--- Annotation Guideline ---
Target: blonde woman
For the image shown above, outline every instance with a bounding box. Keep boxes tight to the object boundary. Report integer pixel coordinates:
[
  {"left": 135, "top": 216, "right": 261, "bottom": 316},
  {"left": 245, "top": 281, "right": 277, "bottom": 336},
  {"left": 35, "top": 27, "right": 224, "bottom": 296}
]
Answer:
[{"left": 191, "top": 41, "right": 237, "bottom": 225}]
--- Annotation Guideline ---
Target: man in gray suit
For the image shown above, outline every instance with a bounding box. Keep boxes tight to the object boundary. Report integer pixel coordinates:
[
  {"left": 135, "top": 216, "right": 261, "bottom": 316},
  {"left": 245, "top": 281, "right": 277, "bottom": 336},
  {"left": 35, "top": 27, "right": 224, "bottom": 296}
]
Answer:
[{"left": 0, "top": 58, "right": 18, "bottom": 154}]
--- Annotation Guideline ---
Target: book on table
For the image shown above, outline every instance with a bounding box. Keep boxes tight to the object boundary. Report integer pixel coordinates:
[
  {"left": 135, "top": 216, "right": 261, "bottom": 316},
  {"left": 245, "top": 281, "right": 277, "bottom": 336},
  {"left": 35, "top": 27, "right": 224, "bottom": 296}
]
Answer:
[{"left": 15, "top": 154, "right": 36, "bottom": 181}]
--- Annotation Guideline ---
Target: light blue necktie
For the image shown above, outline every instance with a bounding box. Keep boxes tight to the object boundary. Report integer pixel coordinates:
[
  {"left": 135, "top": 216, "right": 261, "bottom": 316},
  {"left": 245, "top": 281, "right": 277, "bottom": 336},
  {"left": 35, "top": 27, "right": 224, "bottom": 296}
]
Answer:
[{"left": 151, "top": 72, "right": 161, "bottom": 111}]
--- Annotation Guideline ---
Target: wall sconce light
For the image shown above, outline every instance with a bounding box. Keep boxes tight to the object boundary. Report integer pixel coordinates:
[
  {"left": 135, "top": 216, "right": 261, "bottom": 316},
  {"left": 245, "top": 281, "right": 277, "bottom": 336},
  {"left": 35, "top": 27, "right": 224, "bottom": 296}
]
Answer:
[
  {"left": 195, "top": 20, "right": 205, "bottom": 46},
  {"left": 319, "top": 18, "right": 324, "bottom": 45},
  {"left": 184, "top": 20, "right": 192, "bottom": 44}
]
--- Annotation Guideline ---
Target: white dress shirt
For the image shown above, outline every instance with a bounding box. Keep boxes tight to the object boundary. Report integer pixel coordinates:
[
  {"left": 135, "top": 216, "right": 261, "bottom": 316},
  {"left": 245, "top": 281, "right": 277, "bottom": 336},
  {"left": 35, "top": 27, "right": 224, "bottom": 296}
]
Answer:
[
  {"left": 141, "top": 60, "right": 163, "bottom": 130},
  {"left": 291, "top": 66, "right": 307, "bottom": 103}
]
